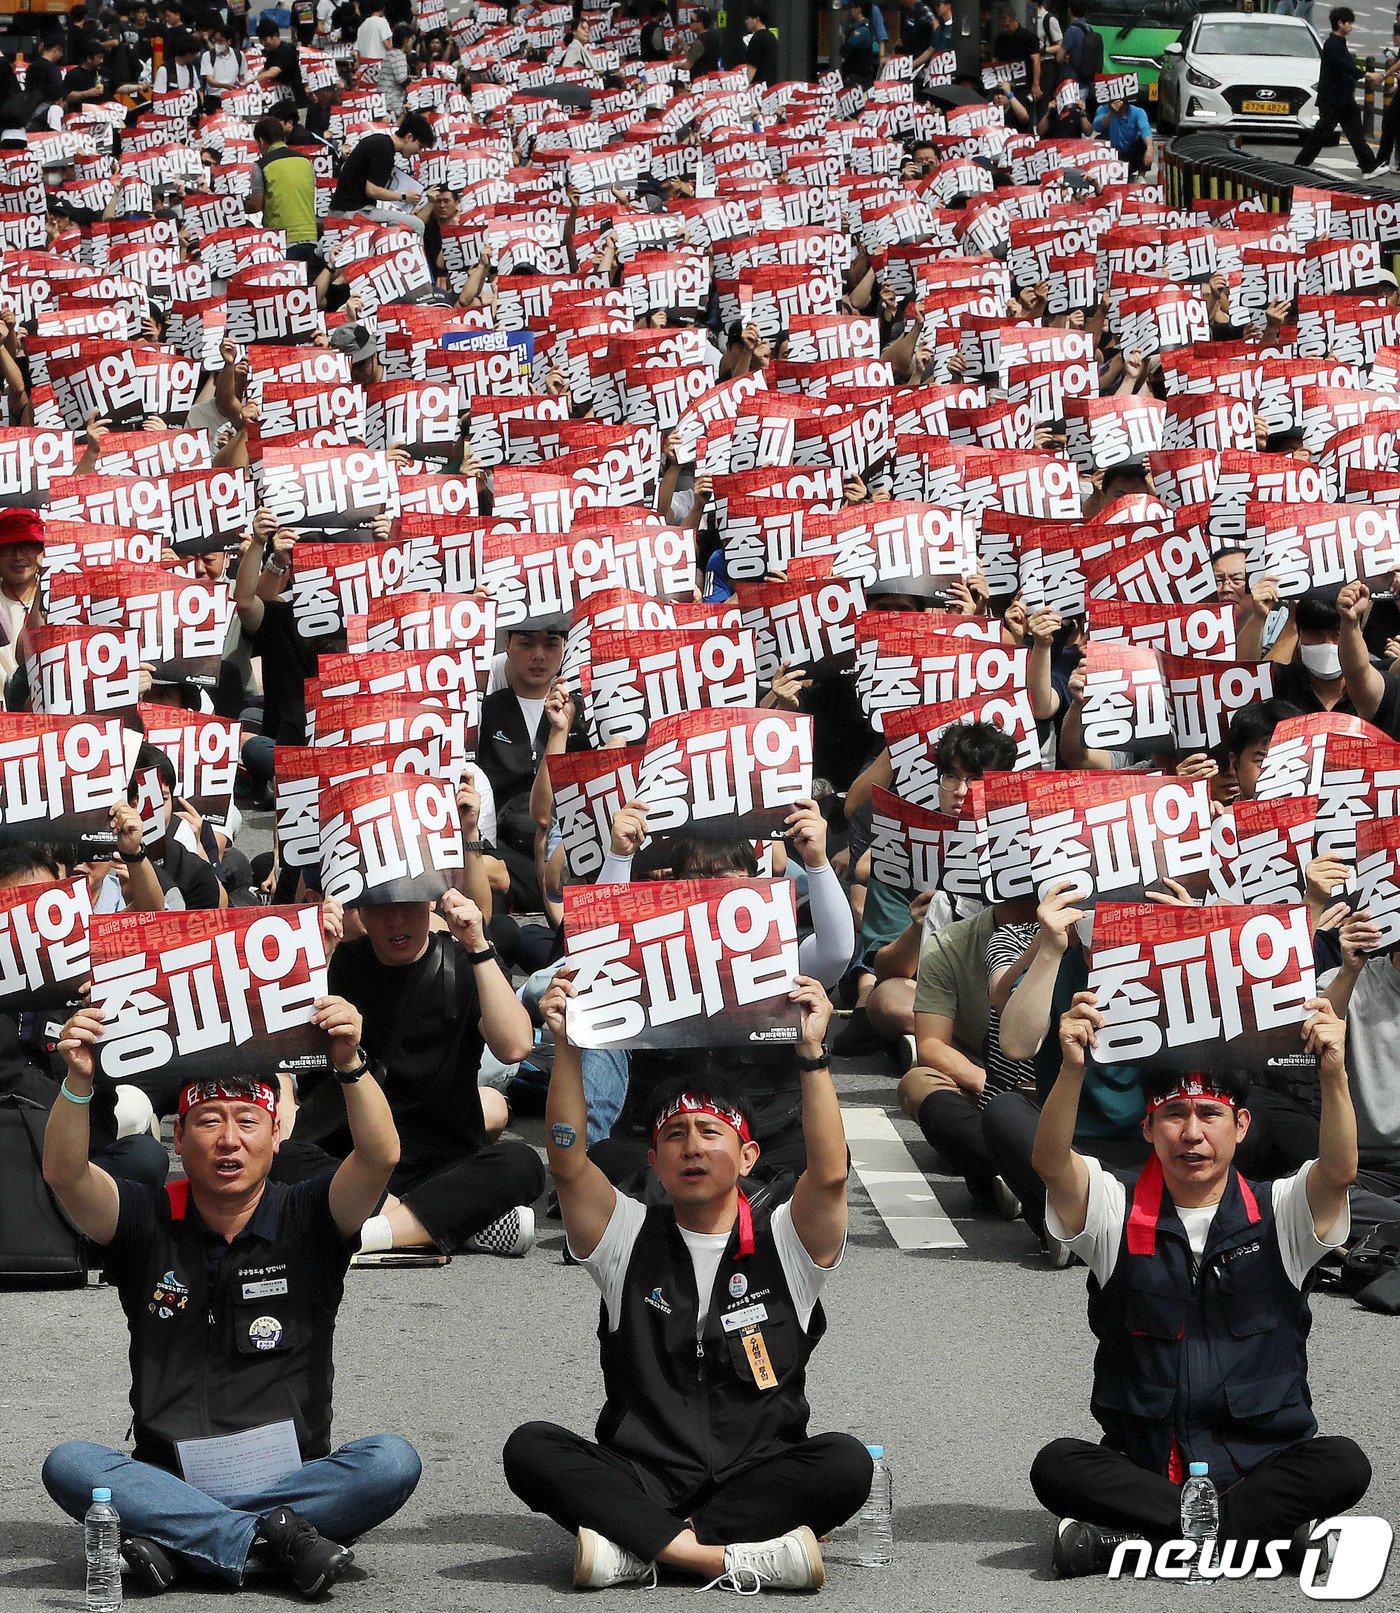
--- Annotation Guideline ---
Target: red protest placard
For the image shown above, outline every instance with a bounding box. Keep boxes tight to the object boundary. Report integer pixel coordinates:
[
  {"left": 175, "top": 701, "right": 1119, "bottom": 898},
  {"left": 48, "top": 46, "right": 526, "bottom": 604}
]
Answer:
[
  {"left": 90, "top": 905, "right": 331, "bottom": 1083},
  {"left": 318, "top": 772, "right": 467, "bottom": 906},
  {"left": 563, "top": 878, "right": 801, "bottom": 1049},
  {"left": 1088, "top": 902, "right": 1315, "bottom": 1071},
  {"left": 0, "top": 713, "right": 133, "bottom": 853},
  {"left": 0, "top": 876, "right": 91, "bottom": 1008}
]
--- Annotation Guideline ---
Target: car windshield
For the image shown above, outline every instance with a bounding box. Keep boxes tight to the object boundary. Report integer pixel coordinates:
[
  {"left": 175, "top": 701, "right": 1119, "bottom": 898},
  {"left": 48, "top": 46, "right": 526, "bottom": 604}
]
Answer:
[{"left": 1192, "top": 21, "right": 1318, "bottom": 57}]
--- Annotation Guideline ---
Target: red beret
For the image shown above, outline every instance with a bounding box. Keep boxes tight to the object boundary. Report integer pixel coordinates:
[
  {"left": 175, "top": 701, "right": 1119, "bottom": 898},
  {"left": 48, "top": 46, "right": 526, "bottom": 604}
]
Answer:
[{"left": 0, "top": 509, "right": 44, "bottom": 549}]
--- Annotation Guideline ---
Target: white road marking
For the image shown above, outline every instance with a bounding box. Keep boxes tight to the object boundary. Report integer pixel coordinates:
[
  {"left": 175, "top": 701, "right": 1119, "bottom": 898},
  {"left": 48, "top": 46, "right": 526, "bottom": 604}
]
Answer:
[{"left": 843, "top": 1106, "right": 967, "bottom": 1251}]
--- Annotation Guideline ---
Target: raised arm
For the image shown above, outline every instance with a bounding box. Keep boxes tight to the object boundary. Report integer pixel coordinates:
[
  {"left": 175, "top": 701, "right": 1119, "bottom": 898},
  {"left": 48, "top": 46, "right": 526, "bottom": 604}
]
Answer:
[
  {"left": 440, "top": 891, "right": 533, "bottom": 1063},
  {"left": 998, "top": 881, "right": 1083, "bottom": 1060},
  {"left": 786, "top": 979, "right": 846, "bottom": 1267},
  {"left": 319, "top": 994, "right": 402, "bottom": 1238},
  {"left": 539, "top": 971, "right": 617, "bottom": 1258},
  {"left": 44, "top": 1007, "right": 121, "bottom": 1245},
  {"left": 1030, "top": 991, "right": 1098, "bottom": 1237},
  {"left": 1300, "top": 998, "right": 1357, "bottom": 1240},
  {"left": 786, "top": 799, "right": 856, "bottom": 988},
  {"left": 529, "top": 680, "right": 576, "bottom": 830},
  {"left": 1337, "top": 582, "right": 1387, "bottom": 722}
]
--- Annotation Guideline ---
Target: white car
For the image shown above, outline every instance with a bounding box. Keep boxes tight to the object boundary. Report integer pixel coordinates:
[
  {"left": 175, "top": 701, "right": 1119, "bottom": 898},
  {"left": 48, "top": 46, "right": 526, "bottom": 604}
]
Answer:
[{"left": 1157, "top": 12, "right": 1322, "bottom": 135}]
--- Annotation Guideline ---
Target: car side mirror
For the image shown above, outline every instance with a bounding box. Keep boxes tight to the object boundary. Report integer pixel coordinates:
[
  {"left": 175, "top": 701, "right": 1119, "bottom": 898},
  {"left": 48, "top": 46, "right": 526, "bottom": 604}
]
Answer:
[{"left": 1162, "top": 42, "right": 1183, "bottom": 56}]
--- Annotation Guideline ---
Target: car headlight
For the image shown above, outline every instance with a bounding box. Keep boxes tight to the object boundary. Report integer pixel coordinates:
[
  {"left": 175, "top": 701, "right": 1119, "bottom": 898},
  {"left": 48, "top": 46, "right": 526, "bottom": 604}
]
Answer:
[{"left": 1185, "top": 65, "right": 1222, "bottom": 89}]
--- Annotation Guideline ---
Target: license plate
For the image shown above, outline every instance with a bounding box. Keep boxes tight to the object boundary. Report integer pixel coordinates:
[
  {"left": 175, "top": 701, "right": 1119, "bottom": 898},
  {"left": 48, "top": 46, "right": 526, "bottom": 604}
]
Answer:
[{"left": 1242, "top": 100, "right": 1289, "bottom": 114}]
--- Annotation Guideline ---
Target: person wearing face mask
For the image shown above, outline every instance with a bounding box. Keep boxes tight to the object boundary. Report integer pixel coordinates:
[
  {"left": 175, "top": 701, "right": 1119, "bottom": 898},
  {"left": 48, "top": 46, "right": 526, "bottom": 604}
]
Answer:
[{"left": 1252, "top": 588, "right": 1360, "bottom": 716}]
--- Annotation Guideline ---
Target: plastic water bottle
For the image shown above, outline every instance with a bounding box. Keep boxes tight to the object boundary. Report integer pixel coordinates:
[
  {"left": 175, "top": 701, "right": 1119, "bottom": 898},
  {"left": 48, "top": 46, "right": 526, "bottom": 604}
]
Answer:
[
  {"left": 84, "top": 1488, "right": 122, "bottom": 1612},
  {"left": 1180, "top": 1462, "right": 1218, "bottom": 1586},
  {"left": 824, "top": 1445, "right": 893, "bottom": 1567}
]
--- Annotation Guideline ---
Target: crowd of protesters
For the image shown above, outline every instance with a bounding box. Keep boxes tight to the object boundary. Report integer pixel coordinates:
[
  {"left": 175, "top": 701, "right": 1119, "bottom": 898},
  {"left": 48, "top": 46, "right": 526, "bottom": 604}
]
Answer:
[{"left": 0, "top": 0, "right": 1397, "bottom": 1600}]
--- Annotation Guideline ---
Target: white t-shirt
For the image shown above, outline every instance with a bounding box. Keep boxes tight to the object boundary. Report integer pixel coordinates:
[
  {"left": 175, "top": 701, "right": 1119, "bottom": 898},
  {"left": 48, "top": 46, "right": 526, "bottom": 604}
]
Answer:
[
  {"left": 578, "top": 1190, "right": 841, "bottom": 1337},
  {"left": 515, "top": 694, "right": 546, "bottom": 736},
  {"left": 355, "top": 14, "right": 392, "bottom": 59},
  {"left": 1047, "top": 1156, "right": 1349, "bottom": 1290}
]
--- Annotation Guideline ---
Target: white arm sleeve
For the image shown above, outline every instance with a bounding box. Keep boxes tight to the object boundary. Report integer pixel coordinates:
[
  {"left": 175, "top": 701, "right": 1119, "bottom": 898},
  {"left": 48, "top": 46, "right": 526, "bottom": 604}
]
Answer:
[
  {"left": 796, "top": 860, "right": 856, "bottom": 988},
  {"left": 597, "top": 851, "right": 634, "bottom": 886}
]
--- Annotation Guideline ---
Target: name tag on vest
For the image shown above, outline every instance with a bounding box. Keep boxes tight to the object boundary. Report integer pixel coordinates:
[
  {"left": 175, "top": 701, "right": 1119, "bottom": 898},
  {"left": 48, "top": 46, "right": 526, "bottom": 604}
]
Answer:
[
  {"left": 241, "top": 1278, "right": 289, "bottom": 1300},
  {"left": 721, "top": 1303, "right": 769, "bottom": 1332}
]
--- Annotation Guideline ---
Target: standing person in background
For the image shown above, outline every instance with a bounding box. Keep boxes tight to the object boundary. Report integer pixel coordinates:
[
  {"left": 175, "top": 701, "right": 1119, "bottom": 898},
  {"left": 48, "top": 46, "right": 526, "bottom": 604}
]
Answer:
[
  {"left": 992, "top": 5, "right": 1041, "bottom": 103},
  {"left": 354, "top": 0, "right": 392, "bottom": 65},
  {"left": 1297, "top": 7, "right": 1383, "bottom": 172},
  {"left": 896, "top": 0, "right": 937, "bottom": 76},
  {"left": 378, "top": 22, "right": 416, "bottom": 120},
  {"left": 248, "top": 116, "right": 319, "bottom": 266},
  {"left": 255, "top": 14, "right": 304, "bottom": 106},
  {"left": 686, "top": 6, "right": 723, "bottom": 76},
  {"left": 742, "top": 5, "right": 779, "bottom": 85},
  {"left": 840, "top": 1, "right": 882, "bottom": 87},
  {"left": 638, "top": 0, "right": 669, "bottom": 61},
  {"left": 1374, "top": 21, "right": 1400, "bottom": 171}
]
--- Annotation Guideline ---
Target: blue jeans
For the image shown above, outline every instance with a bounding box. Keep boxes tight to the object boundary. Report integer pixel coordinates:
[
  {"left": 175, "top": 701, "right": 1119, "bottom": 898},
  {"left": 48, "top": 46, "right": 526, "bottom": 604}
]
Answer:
[{"left": 42, "top": 1435, "right": 421, "bottom": 1583}]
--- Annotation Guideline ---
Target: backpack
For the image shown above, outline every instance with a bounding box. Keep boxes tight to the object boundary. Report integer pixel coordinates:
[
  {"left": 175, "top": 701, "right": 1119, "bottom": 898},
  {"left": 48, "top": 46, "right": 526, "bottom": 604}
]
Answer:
[
  {"left": 1070, "top": 20, "right": 1105, "bottom": 79},
  {"left": 0, "top": 1093, "right": 87, "bottom": 1287}
]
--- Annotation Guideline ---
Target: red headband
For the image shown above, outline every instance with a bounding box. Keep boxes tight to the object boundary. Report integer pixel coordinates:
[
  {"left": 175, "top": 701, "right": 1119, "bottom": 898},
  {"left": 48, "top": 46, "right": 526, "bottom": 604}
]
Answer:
[
  {"left": 652, "top": 1092, "right": 753, "bottom": 1147},
  {"left": 1145, "top": 1074, "right": 1238, "bottom": 1116},
  {"left": 178, "top": 1079, "right": 278, "bottom": 1120}
]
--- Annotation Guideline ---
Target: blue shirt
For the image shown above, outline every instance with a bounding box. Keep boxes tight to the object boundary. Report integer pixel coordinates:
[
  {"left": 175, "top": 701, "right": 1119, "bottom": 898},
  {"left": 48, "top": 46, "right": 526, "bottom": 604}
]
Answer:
[{"left": 1093, "top": 102, "right": 1152, "bottom": 155}]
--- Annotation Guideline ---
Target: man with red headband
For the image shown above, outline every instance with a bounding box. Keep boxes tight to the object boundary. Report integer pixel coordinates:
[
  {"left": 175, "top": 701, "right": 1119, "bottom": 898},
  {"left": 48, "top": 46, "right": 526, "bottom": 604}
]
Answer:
[
  {"left": 38, "top": 998, "right": 421, "bottom": 1601},
  {"left": 1027, "top": 991, "right": 1372, "bottom": 1577},
  {"left": 502, "top": 972, "right": 873, "bottom": 1593}
]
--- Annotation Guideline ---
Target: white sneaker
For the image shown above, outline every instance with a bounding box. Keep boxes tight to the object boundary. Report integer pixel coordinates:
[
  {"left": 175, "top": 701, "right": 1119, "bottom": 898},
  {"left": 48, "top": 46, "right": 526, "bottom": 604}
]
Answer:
[
  {"left": 701, "top": 1527, "right": 824, "bottom": 1593},
  {"left": 464, "top": 1205, "right": 536, "bottom": 1257},
  {"left": 1044, "top": 1228, "right": 1075, "bottom": 1269},
  {"left": 573, "top": 1527, "right": 657, "bottom": 1589}
]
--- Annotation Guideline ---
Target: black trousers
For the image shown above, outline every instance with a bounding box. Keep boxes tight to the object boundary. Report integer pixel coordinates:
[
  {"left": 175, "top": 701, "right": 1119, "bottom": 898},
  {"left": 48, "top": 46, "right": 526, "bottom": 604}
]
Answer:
[
  {"left": 274, "top": 1137, "right": 546, "bottom": 1251},
  {"left": 1378, "top": 92, "right": 1400, "bottom": 164},
  {"left": 502, "top": 1422, "right": 873, "bottom": 1563},
  {"left": 917, "top": 1089, "right": 997, "bottom": 1196},
  {"left": 1298, "top": 103, "right": 1376, "bottom": 170},
  {"left": 982, "top": 1091, "right": 1150, "bottom": 1239},
  {"left": 1030, "top": 1436, "right": 1371, "bottom": 1544}
]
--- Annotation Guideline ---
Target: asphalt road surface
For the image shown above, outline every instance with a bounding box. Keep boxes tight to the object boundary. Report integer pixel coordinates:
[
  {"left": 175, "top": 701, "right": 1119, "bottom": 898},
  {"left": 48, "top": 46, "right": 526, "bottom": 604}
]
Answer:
[{"left": 1, "top": 1048, "right": 1394, "bottom": 1611}]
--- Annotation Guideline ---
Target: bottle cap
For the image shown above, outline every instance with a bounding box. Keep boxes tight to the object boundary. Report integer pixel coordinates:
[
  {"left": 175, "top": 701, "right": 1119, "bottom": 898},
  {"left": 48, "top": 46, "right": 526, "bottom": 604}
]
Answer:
[
  {"left": 1187, "top": 1462, "right": 1209, "bottom": 1477},
  {"left": 866, "top": 1444, "right": 885, "bottom": 1459},
  {"left": 92, "top": 1488, "right": 112, "bottom": 1502}
]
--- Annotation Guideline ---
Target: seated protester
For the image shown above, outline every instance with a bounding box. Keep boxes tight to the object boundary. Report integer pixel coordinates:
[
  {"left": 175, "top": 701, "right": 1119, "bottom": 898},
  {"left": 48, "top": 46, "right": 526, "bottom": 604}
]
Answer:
[
  {"left": 326, "top": 111, "right": 436, "bottom": 235},
  {"left": 1028, "top": 995, "right": 1371, "bottom": 1577},
  {"left": 503, "top": 974, "right": 872, "bottom": 1592},
  {"left": 0, "top": 507, "right": 45, "bottom": 685},
  {"left": 233, "top": 525, "right": 338, "bottom": 806},
  {"left": 850, "top": 721, "right": 1020, "bottom": 1055},
  {"left": 477, "top": 621, "right": 589, "bottom": 913},
  {"left": 1214, "top": 546, "right": 1286, "bottom": 659},
  {"left": 588, "top": 807, "right": 855, "bottom": 1198},
  {"left": 0, "top": 844, "right": 167, "bottom": 1189},
  {"left": 1244, "top": 585, "right": 1367, "bottom": 720},
  {"left": 1173, "top": 696, "right": 1302, "bottom": 807},
  {"left": 282, "top": 890, "right": 546, "bottom": 1257},
  {"left": 40, "top": 1002, "right": 421, "bottom": 1600},
  {"left": 121, "top": 746, "right": 223, "bottom": 913},
  {"left": 894, "top": 898, "right": 1039, "bottom": 1214},
  {"left": 986, "top": 883, "right": 1154, "bottom": 1253}
]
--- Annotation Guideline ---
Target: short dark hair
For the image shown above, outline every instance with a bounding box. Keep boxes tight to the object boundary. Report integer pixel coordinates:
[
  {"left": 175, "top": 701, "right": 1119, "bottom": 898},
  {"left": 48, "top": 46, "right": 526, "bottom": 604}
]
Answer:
[
  {"left": 396, "top": 111, "right": 435, "bottom": 146},
  {"left": 1208, "top": 547, "right": 1246, "bottom": 569},
  {"left": 933, "top": 720, "right": 1019, "bottom": 779},
  {"left": 391, "top": 22, "right": 415, "bottom": 47},
  {"left": 256, "top": 15, "right": 280, "bottom": 38},
  {"left": 1225, "top": 699, "right": 1302, "bottom": 759},
  {"left": 694, "top": 7, "right": 713, "bottom": 25},
  {"left": 131, "top": 740, "right": 177, "bottom": 797},
  {"left": 1330, "top": 7, "right": 1355, "bottom": 28},
  {"left": 745, "top": 5, "right": 768, "bottom": 22},
  {"left": 269, "top": 97, "right": 298, "bottom": 122},
  {"left": 1295, "top": 592, "right": 1342, "bottom": 634},
  {"left": 1140, "top": 1067, "right": 1251, "bottom": 1111},
  {"left": 253, "top": 115, "right": 285, "bottom": 145},
  {"left": 669, "top": 836, "right": 760, "bottom": 879},
  {"left": 646, "top": 1074, "right": 757, "bottom": 1141},
  {"left": 0, "top": 843, "right": 61, "bottom": 885}
]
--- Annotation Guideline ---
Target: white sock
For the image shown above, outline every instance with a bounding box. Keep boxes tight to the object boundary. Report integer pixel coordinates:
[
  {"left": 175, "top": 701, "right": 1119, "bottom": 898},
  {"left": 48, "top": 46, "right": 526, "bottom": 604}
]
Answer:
[{"left": 357, "top": 1214, "right": 394, "bottom": 1254}]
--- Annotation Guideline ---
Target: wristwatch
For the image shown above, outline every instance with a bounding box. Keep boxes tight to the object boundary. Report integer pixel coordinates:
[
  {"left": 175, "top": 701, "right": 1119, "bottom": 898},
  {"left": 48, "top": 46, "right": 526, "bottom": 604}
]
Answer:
[
  {"left": 467, "top": 945, "right": 498, "bottom": 966},
  {"left": 460, "top": 839, "right": 485, "bottom": 854},
  {"left": 794, "top": 1044, "right": 831, "bottom": 1072},
  {"left": 334, "top": 1048, "right": 370, "bottom": 1084},
  {"left": 122, "top": 845, "right": 148, "bottom": 863}
]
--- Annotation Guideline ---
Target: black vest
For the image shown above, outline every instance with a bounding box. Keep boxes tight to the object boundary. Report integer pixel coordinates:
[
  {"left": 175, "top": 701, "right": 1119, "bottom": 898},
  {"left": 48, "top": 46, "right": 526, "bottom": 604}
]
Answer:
[
  {"left": 596, "top": 1204, "right": 825, "bottom": 1503},
  {"left": 118, "top": 1180, "right": 345, "bottom": 1471},
  {"left": 1087, "top": 1164, "right": 1317, "bottom": 1480}
]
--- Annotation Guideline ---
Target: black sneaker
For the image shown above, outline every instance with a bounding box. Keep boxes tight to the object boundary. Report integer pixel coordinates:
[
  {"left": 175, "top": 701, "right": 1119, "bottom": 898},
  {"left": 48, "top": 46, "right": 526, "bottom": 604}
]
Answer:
[
  {"left": 121, "top": 1536, "right": 178, "bottom": 1593},
  {"left": 1050, "top": 1518, "right": 1140, "bottom": 1578},
  {"left": 254, "top": 1507, "right": 354, "bottom": 1599},
  {"left": 832, "top": 1006, "right": 880, "bottom": 1056}
]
